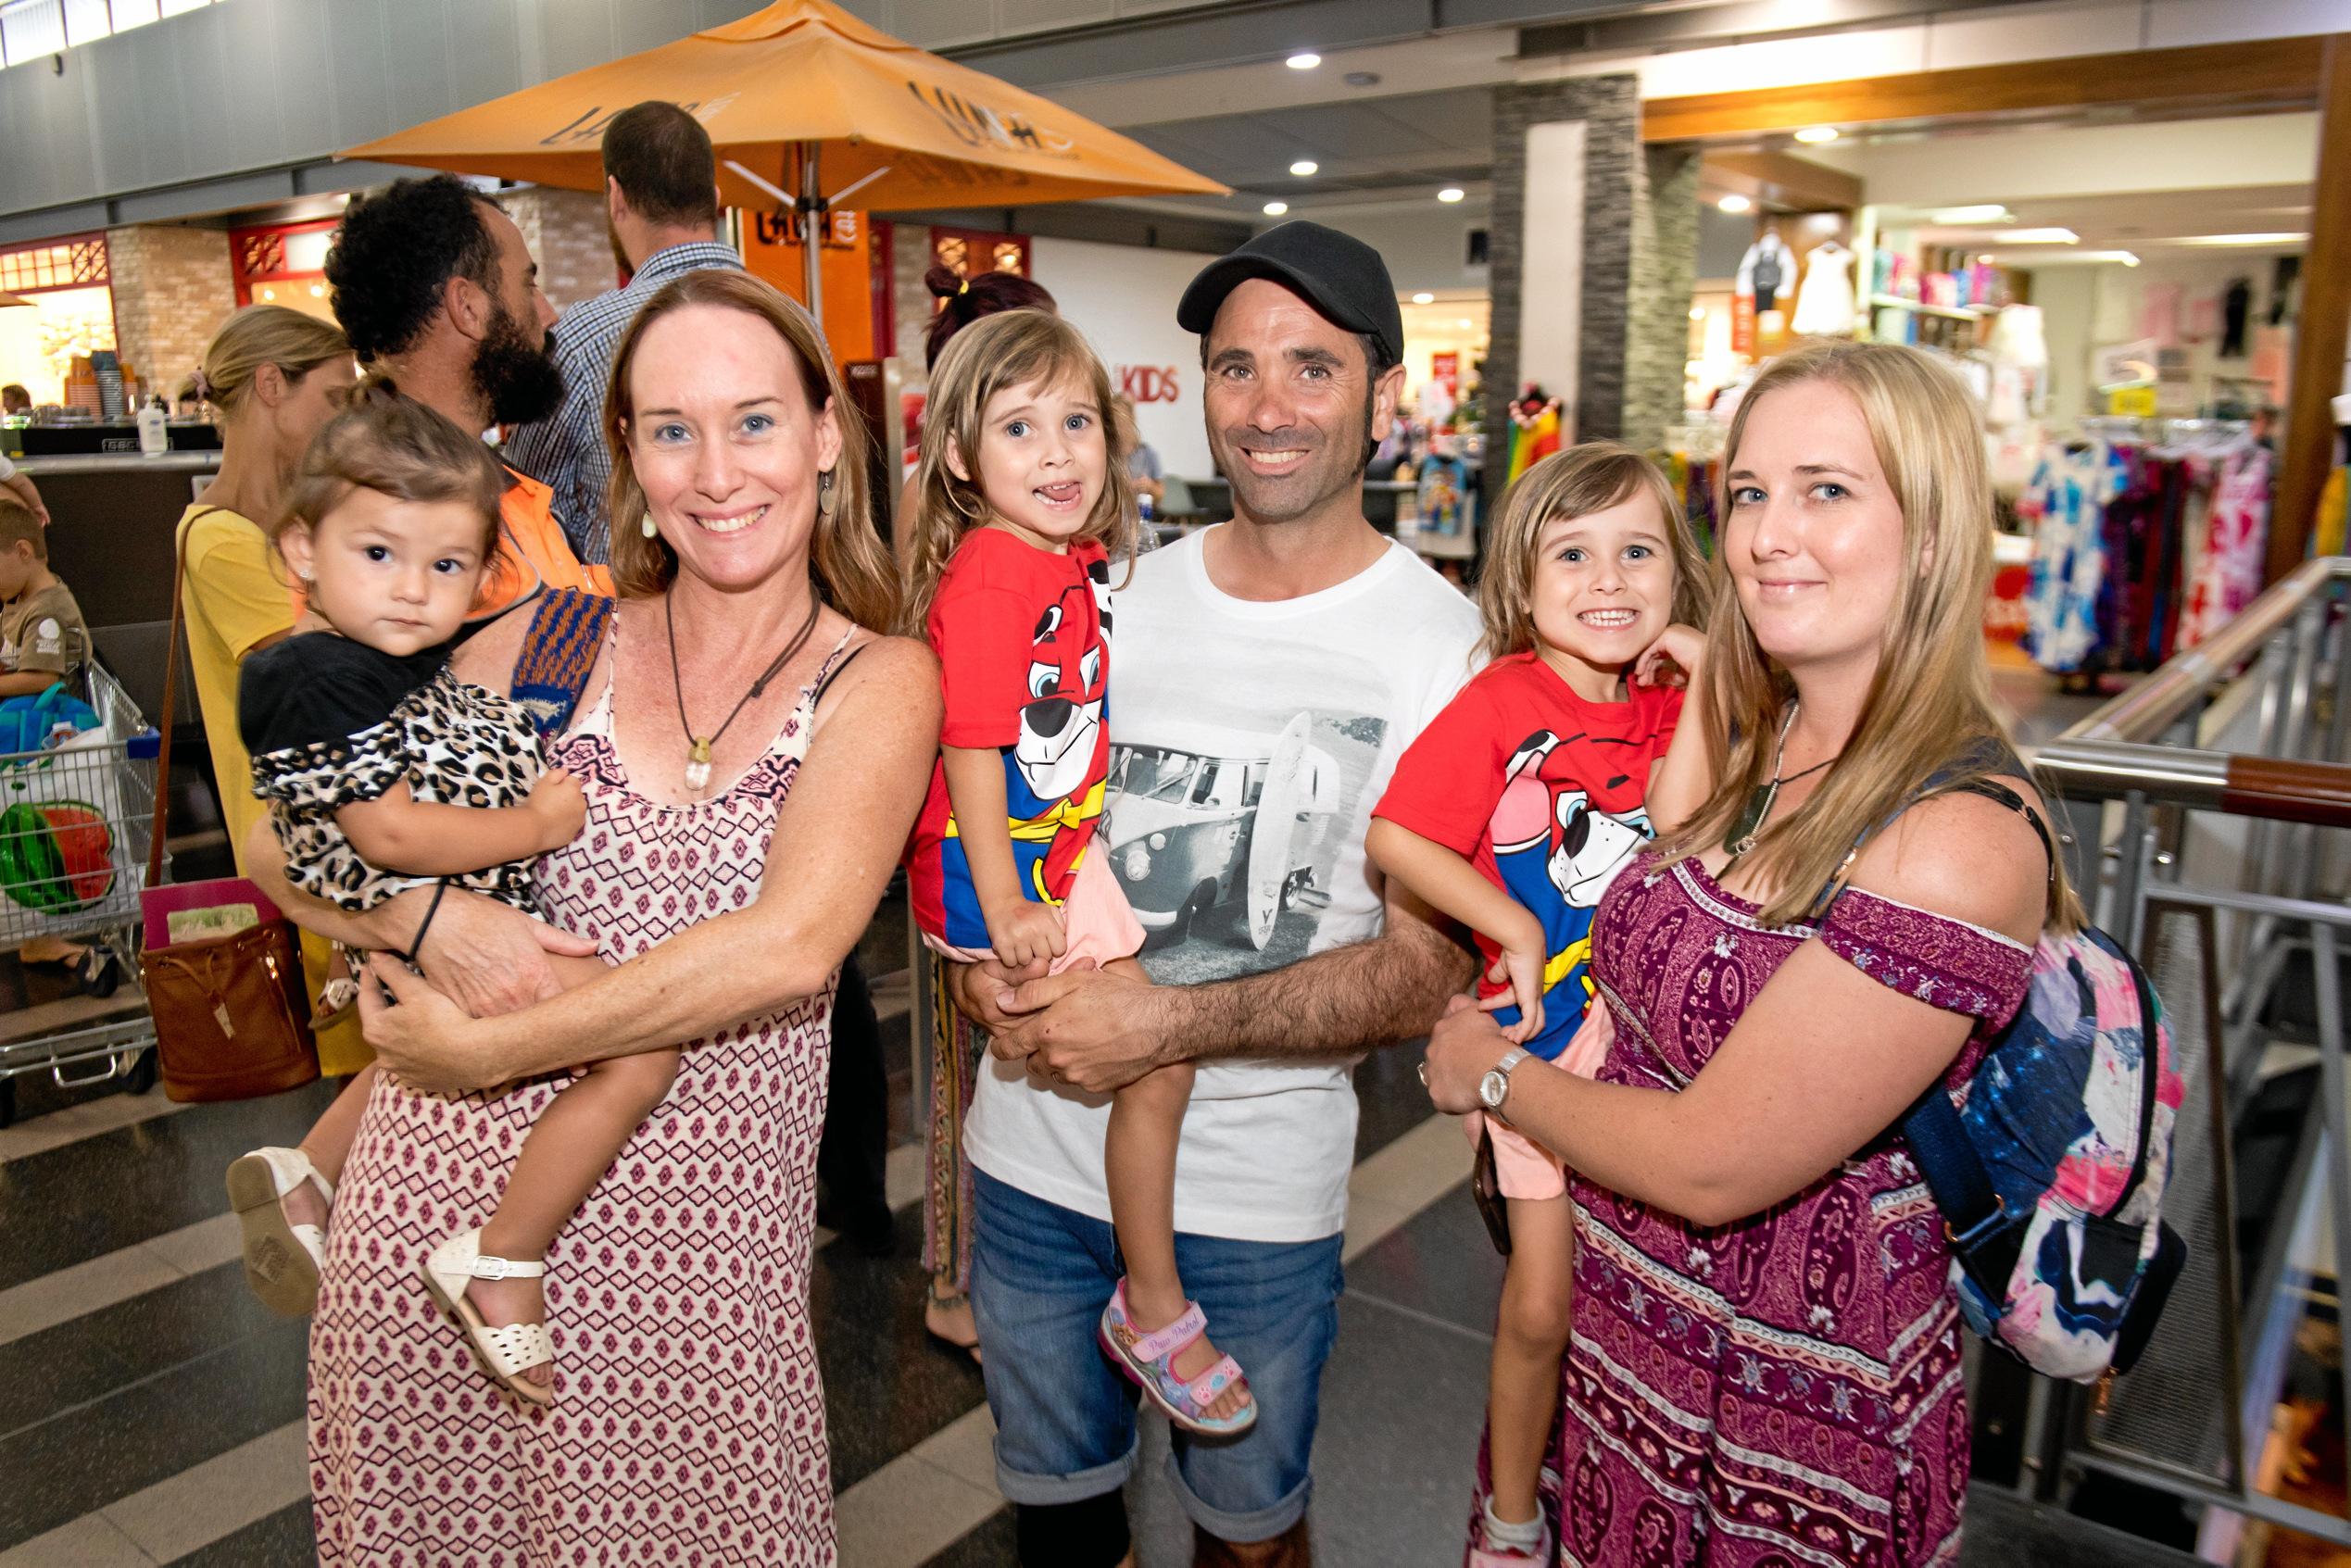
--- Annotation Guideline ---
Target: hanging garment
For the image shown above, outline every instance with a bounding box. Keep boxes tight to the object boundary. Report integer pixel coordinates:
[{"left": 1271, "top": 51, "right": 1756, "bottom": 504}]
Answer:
[
  {"left": 1739, "top": 229, "right": 1794, "bottom": 313},
  {"left": 2222, "top": 278, "right": 2252, "bottom": 358},
  {"left": 1791, "top": 241, "right": 1856, "bottom": 336},
  {"left": 2139, "top": 283, "right": 2183, "bottom": 348},
  {"left": 2179, "top": 443, "right": 2273, "bottom": 648},
  {"left": 2021, "top": 443, "right": 2123, "bottom": 673}
]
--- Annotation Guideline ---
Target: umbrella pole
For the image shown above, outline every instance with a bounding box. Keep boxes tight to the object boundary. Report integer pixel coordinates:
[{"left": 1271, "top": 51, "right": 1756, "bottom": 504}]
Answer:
[{"left": 798, "top": 142, "right": 824, "bottom": 326}]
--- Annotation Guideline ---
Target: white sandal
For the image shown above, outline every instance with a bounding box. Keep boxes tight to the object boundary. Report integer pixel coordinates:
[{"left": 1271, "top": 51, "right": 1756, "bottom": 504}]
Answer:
[
  {"left": 224, "top": 1147, "right": 333, "bottom": 1317},
  {"left": 421, "top": 1229, "right": 555, "bottom": 1407}
]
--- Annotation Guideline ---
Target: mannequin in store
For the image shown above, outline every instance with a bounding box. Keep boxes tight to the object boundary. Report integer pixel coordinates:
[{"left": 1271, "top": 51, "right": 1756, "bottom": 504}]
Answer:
[
  {"left": 1791, "top": 237, "right": 1856, "bottom": 337},
  {"left": 1733, "top": 220, "right": 1797, "bottom": 354}
]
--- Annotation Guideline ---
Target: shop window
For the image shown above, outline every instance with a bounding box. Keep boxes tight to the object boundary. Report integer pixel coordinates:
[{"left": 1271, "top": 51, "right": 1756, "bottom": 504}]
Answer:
[
  {"left": 0, "top": 236, "right": 107, "bottom": 295},
  {"left": 928, "top": 226, "right": 1030, "bottom": 308},
  {"left": 232, "top": 219, "right": 338, "bottom": 319}
]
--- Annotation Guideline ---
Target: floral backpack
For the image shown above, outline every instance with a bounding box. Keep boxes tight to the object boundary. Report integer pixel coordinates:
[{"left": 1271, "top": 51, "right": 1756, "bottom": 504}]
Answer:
[{"left": 1818, "top": 743, "right": 2186, "bottom": 1386}]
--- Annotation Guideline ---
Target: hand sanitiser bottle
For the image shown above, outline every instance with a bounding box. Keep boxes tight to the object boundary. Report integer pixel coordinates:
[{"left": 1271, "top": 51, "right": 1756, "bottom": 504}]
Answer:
[{"left": 138, "top": 395, "right": 169, "bottom": 457}]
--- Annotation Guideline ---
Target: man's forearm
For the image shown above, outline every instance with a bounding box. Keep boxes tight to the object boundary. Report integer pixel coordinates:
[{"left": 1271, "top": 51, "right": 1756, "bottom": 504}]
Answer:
[{"left": 1157, "top": 914, "right": 1473, "bottom": 1065}]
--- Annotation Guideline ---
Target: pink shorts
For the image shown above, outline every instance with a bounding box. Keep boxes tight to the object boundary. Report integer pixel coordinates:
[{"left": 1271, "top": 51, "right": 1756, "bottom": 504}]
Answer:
[
  {"left": 1461, "top": 1002, "right": 1613, "bottom": 1202},
  {"left": 918, "top": 844, "right": 1145, "bottom": 972}
]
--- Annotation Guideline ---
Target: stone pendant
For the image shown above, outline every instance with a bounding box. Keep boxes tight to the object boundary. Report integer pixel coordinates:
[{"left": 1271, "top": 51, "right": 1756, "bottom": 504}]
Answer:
[{"left": 685, "top": 737, "right": 714, "bottom": 792}]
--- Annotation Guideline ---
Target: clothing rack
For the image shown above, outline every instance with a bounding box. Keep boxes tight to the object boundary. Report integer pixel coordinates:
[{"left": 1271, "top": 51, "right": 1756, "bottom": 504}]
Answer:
[{"left": 2022, "top": 424, "right": 2272, "bottom": 686}]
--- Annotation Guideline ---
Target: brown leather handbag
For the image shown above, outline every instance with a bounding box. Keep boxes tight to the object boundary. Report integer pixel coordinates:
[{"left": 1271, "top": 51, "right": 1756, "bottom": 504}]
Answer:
[{"left": 138, "top": 511, "right": 319, "bottom": 1101}]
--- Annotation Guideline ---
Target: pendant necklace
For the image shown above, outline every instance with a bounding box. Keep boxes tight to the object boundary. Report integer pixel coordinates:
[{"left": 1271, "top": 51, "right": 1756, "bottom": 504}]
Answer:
[
  {"left": 667, "top": 588, "right": 822, "bottom": 792},
  {"left": 1726, "top": 704, "right": 1839, "bottom": 859}
]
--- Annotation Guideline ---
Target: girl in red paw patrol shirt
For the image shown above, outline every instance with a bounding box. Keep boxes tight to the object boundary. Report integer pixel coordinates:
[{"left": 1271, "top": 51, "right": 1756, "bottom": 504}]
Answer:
[
  {"left": 1367, "top": 442, "right": 1706, "bottom": 1566},
  {"left": 901, "top": 308, "right": 1257, "bottom": 1436}
]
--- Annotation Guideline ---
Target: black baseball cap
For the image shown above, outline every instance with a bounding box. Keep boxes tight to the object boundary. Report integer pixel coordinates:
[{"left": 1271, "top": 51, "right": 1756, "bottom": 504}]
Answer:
[{"left": 1176, "top": 220, "right": 1404, "bottom": 368}]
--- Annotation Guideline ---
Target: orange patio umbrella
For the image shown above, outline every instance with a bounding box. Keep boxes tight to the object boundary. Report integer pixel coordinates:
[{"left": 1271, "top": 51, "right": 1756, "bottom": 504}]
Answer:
[{"left": 344, "top": 0, "right": 1226, "bottom": 320}]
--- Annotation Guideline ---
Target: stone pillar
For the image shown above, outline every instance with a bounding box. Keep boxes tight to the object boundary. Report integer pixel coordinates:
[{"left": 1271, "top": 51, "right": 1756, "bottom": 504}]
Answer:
[
  {"left": 1487, "top": 76, "right": 1700, "bottom": 502},
  {"left": 1626, "top": 145, "right": 1701, "bottom": 454},
  {"left": 104, "top": 225, "right": 236, "bottom": 400},
  {"left": 503, "top": 186, "right": 617, "bottom": 312},
  {"left": 889, "top": 220, "right": 936, "bottom": 387}
]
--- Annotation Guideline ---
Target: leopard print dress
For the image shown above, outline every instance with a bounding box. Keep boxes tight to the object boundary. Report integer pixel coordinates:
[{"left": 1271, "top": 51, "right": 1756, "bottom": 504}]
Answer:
[{"left": 249, "top": 662, "right": 544, "bottom": 921}]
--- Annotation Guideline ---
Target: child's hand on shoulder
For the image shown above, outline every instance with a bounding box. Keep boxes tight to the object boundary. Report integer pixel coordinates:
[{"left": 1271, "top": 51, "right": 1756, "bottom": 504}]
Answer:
[
  {"left": 988, "top": 899, "right": 1069, "bottom": 972},
  {"left": 1635, "top": 623, "right": 1706, "bottom": 690},
  {"left": 524, "top": 769, "right": 587, "bottom": 852}
]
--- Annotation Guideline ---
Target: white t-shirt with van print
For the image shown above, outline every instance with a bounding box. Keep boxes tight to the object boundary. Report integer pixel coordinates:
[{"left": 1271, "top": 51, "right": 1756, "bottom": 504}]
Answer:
[{"left": 962, "top": 526, "right": 1481, "bottom": 1244}]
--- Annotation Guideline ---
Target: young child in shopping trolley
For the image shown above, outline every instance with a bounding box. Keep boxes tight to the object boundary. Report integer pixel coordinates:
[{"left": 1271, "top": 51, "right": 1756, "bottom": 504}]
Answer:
[
  {"left": 224, "top": 384, "right": 660, "bottom": 1408},
  {"left": 1366, "top": 442, "right": 1706, "bottom": 1566},
  {"left": 0, "top": 497, "right": 116, "bottom": 990},
  {"left": 900, "top": 307, "right": 1257, "bottom": 1436}
]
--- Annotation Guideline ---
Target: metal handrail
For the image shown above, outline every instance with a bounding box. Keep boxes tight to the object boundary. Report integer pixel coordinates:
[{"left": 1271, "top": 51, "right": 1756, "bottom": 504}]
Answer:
[
  {"left": 2030, "top": 557, "right": 2351, "bottom": 827},
  {"left": 2060, "top": 556, "right": 2349, "bottom": 746}
]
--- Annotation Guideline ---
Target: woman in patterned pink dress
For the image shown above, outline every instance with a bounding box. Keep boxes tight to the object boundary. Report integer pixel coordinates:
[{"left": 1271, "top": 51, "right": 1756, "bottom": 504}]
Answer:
[
  {"left": 257, "top": 271, "right": 939, "bottom": 1564},
  {"left": 1426, "top": 340, "right": 2083, "bottom": 1566}
]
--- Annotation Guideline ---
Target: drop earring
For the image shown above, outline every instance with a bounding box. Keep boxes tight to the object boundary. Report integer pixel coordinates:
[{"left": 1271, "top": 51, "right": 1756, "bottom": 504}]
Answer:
[
  {"left": 641, "top": 513, "right": 658, "bottom": 539},
  {"left": 816, "top": 469, "right": 838, "bottom": 521}
]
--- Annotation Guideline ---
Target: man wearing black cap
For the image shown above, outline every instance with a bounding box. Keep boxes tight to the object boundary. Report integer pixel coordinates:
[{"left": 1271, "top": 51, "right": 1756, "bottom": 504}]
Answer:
[{"left": 952, "top": 222, "right": 1483, "bottom": 1567}]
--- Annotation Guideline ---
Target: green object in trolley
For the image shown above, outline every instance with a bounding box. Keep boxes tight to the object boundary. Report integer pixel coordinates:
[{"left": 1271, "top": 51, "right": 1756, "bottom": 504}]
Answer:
[{"left": 0, "top": 798, "right": 115, "bottom": 914}]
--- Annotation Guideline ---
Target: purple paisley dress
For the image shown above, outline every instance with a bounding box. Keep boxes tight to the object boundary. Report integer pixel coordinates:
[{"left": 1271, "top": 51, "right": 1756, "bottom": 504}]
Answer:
[{"left": 1482, "top": 851, "right": 2032, "bottom": 1567}]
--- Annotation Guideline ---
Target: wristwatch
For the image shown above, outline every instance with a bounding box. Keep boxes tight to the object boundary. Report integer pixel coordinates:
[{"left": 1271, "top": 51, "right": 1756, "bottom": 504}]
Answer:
[{"left": 1478, "top": 1048, "right": 1530, "bottom": 1116}]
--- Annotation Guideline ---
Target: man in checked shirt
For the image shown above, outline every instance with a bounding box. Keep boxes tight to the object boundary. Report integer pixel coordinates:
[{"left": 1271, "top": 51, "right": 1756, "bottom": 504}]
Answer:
[{"left": 505, "top": 100, "right": 743, "bottom": 567}]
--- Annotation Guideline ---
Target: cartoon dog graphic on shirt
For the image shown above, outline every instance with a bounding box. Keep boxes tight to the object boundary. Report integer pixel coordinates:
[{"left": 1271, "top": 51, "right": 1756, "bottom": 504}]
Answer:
[
  {"left": 1487, "top": 729, "right": 1653, "bottom": 1049},
  {"left": 1003, "top": 575, "right": 1111, "bottom": 900}
]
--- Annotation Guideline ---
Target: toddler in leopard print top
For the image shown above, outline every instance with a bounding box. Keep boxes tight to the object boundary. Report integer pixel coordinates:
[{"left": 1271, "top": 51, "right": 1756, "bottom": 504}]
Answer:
[{"left": 224, "top": 385, "right": 671, "bottom": 1410}]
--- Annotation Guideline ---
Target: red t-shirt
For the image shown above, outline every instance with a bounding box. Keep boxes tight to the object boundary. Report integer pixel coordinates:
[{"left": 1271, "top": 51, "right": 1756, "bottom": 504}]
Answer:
[
  {"left": 907, "top": 530, "right": 1113, "bottom": 948},
  {"left": 1372, "top": 652, "right": 1681, "bottom": 1060}
]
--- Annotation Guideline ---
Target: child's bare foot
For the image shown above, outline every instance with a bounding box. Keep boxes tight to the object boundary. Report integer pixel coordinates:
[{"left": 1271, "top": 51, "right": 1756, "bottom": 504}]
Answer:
[
  {"left": 471, "top": 1228, "right": 553, "bottom": 1390},
  {"left": 1125, "top": 1279, "right": 1251, "bottom": 1424}
]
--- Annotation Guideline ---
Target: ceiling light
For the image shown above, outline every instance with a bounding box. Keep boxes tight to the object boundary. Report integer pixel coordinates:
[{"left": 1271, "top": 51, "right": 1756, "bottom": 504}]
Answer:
[
  {"left": 1411, "top": 292, "right": 1434, "bottom": 304},
  {"left": 1992, "top": 228, "right": 2078, "bottom": 245},
  {"left": 1793, "top": 126, "right": 1839, "bottom": 144},
  {"left": 1981, "top": 248, "right": 2139, "bottom": 267},
  {"left": 1928, "top": 205, "right": 2010, "bottom": 225},
  {"left": 1343, "top": 70, "right": 1380, "bottom": 87},
  {"left": 1438, "top": 187, "right": 1465, "bottom": 203},
  {"left": 1717, "top": 194, "right": 1752, "bottom": 215},
  {"left": 1289, "top": 159, "right": 1318, "bottom": 177},
  {"left": 1286, "top": 52, "right": 1320, "bottom": 69},
  {"left": 1978, "top": 255, "right": 1993, "bottom": 265},
  {"left": 1689, "top": 306, "right": 1705, "bottom": 320},
  {"left": 1458, "top": 318, "right": 1474, "bottom": 329},
  {"left": 1263, "top": 200, "right": 1289, "bottom": 216},
  {"left": 2170, "top": 232, "right": 2308, "bottom": 247}
]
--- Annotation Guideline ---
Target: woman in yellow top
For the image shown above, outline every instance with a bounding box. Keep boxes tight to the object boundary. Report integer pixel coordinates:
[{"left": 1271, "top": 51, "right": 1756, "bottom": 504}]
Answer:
[{"left": 178, "top": 305, "right": 369, "bottom": 1073}]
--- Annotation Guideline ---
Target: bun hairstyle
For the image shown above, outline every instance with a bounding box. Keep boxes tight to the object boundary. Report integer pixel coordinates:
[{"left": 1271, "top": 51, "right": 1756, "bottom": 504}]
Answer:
[
  {"left": 274, "top": 380, "right": 507, "bottom": 567},
  {"left": 923, "top": 263, "right": 1057, "bottom": 369},
  {"left": 195, "top": 305, "right": 351, "bottom": 416}
]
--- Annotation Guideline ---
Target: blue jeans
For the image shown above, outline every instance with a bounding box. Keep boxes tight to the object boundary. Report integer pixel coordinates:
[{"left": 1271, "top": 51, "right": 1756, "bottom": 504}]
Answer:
[{"left": 969, "top": 1167, "right": 1345, "bottom": 1543}]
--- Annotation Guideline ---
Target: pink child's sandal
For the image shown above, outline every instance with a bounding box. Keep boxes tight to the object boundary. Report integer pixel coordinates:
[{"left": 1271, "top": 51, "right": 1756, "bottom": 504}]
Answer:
[{"left": 1098, "top": 1278, "right": 1258, "bottom": 1436}]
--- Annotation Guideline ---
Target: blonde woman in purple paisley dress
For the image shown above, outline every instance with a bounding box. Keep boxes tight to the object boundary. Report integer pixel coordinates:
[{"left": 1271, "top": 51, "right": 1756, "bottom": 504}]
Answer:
[
  {"left": 249, "top": 270, "right": 938, "bottom": 1565},
  {"left": 1425, "top": 339, "right": 2081, "bottom": 1567}
]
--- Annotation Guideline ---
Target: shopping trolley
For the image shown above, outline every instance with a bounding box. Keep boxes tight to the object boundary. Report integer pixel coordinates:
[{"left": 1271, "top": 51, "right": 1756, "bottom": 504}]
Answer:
[{"left": 0, "top": 660, "right": 163, "bottom": 1127}]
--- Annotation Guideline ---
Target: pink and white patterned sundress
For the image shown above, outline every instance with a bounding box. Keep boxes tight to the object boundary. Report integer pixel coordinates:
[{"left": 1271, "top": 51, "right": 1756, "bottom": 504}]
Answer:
[{"left": 308, "top": 629, "right": 856, "bottom": 1567}]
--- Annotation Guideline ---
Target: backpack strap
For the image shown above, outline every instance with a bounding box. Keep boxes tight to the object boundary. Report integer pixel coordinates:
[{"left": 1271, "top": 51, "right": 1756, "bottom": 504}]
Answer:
[
  {"left": 1891, "top": 745, "right": 2059, "bottom": 1304},
  {"left": 1799, "top": 736, "right": 2042, "bottom": 924},
  {"left": 509, "top": 587, "right": 613, "bottom": 737}
]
